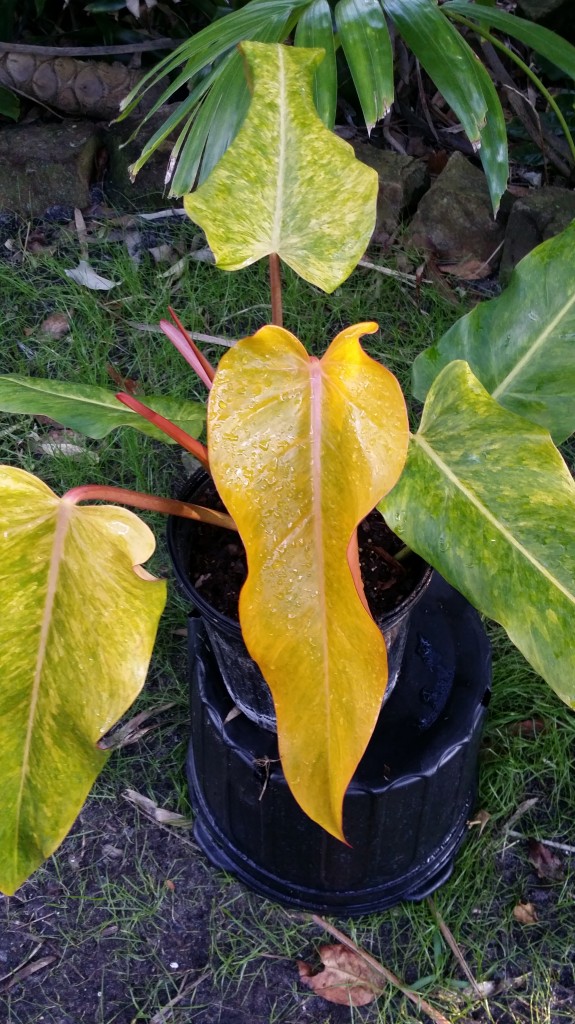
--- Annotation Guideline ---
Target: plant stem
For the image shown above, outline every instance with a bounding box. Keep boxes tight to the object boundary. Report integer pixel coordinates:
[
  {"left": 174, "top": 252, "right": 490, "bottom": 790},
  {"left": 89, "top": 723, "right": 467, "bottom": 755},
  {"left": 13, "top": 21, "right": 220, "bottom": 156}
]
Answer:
[
  {"left": 167, "top": 306, "right": 215, "bottom": 382},
  {"left": 62, "top": 484, "right": 237, "bottom": 530},
  {"left": 269, "top": 253, "right": 283, "bottom": 327},
  {"left": 447, "top": 12, "right": 575, "bottom": 169},
  {"left": 115, "top": 392, "right": 210, "bottom": 469}
]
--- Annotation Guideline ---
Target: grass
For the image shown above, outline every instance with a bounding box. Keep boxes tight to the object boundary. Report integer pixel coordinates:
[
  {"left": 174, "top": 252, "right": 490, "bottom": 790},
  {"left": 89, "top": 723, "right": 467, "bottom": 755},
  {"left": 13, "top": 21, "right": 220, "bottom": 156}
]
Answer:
[{"left": 0, "top": 216, "right": 574, "bottom": 1024}]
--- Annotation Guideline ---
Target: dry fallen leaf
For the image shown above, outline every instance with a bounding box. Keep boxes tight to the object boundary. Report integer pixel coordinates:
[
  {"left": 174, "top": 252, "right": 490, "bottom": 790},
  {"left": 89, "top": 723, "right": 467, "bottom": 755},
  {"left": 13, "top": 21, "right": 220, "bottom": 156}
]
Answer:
[
  {"left": 123, "top": 789, "right": 194, "bottom": 828},
  {"left": 513, "top": 902, "right": 538, "bottom": 925},
  {"left": 298, "top": 945, "right": 385, "bottom": 1006},
  {"left": 528, "top": 839, "right": 565, "bottom": 881},
  {"left": 98, "top": 703, "right": 176, "bottom": 751},
  {"left": 65, "top": 260, "right": 120, "bottom": 290},
  {"left": 467, "top": 809, "right": 491, "bottom": 835},
  {"left": 29, "top": 428, "right": 98, "bottom": 461},
  {"left": 508, "top": 718, "right": 545, "bottom": 738},
  {"left": 106, "top": 363, "right": 139, "bottom": 395},
  {"left": 437, "top": 258, "right": 490, "bottom": 281},
  {"left": 461, "top": 972, "right": 530, "bottom": 999},
  {"left": 148, "top": 243, "right": 177, "bottom": 264},
  {"left": 39, "top": 312, "right": 70, "bottom": 339}
]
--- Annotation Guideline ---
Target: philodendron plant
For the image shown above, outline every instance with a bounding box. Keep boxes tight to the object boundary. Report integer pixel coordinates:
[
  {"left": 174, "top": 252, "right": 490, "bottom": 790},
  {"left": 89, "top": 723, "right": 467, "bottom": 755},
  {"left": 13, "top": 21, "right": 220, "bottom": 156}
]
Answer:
[{"left": 1, "top": 42, "right": 574, "bottom": 897}]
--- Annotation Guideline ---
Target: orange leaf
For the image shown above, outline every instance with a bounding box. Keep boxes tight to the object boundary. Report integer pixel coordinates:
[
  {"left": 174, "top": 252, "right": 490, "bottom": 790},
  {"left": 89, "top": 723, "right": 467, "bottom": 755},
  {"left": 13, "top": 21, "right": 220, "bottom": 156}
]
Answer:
[
  {"left": 208, "top": 323, "right": 408, "bottom": 839},
  {"left": 298, "top": 945, "right": 384, "bottom": 1006}
]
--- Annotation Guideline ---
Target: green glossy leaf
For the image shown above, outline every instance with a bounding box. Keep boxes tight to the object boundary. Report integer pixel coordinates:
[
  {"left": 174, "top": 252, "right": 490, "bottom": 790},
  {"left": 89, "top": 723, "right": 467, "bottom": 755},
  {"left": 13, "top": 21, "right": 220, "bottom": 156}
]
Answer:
[
  {"left": 444, "top": 2, "right": 575, "bottom": 80},
  {"left": 335, "top": 0, "right": 393, "bottom": 130},
  {"left": 381, "top": 362, "right": 575, "bottom": 709},
  {"left": 0, "top": 466, "right": 167, "bottom": 894},
  {"left": 209, "top": 323, "right": 408, "bottom": 839},
  {"left": 184, "top": 42, "right": 378, "bottom": 293},
  {"left": 412, "top": 221, "right": 575, "bottom": 444},
  {"left": 295, "top": 0, "right": 337, "bottom": 129},
  {"left": 383, "top": 0, "right": 508, "bottom": 212},
  {"left": 0, "top": 377, "right": 205, "bottom": 443}
]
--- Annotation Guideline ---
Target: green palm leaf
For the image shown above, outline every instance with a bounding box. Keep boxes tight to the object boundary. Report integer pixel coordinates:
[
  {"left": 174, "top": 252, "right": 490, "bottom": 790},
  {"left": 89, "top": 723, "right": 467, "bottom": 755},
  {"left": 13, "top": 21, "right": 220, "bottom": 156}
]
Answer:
[
  {"left": 295, "top": 0, "right": 337, "bottom": 129},
  {"left": 335, "top": 0, "right": 394, "bottom": 131},
  {"left": 444, "top": 1, "right": 575, "bottom": 79},
  {"left": 383, "top": 0, "right": 508, "bottom": 212}
]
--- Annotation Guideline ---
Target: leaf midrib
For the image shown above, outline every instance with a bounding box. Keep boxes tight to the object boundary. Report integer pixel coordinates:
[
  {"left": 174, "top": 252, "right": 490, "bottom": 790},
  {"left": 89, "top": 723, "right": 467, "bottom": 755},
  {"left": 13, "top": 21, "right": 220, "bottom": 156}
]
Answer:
[
  {"left": 491, "top": 290, "right": 575, "bottom": 401},
  {"left": 415, "top": 433, "right": 575, "bottom": 605},
  {"left": 14, "top": 500, "right": 74, "bottom": 871}
]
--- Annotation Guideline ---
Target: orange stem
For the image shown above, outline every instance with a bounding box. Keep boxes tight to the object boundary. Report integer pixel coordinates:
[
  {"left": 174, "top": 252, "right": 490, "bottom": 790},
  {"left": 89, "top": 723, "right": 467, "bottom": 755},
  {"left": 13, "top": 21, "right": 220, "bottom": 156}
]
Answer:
[
  {"left": 63, "top": 484, "right": 237, "bottom": 530},
  {"left": 115, "top": 392, "right": 210, "bottom": 470}
]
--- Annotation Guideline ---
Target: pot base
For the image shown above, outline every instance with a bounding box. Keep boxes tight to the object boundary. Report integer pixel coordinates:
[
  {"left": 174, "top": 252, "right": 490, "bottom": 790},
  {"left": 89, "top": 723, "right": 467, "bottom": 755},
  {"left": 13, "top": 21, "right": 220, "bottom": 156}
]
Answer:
[{"left": 186, "top": 575, "right": 491, "bottom": 915}]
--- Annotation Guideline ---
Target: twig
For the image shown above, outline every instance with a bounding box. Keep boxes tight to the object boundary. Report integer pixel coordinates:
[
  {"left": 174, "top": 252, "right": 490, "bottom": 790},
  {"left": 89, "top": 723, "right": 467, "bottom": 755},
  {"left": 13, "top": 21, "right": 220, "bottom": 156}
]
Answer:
[
  {"left": 416, "top": 58, "right": 440, "bottom": 144},
  {"left": 503, "top": 797, "right": 539, "bottom": 833},
  {"left": 427, "top": 897, "right": 484, "bottom": 1001},
  {"left": 137, "top": 209, "right": 188, "bottom": 220},
  {"left": 126, "top": 322, "right": 235, "bottom": 348},
  {"left": 0, "top": 39, "right": 178, "bottom": 57},
  {"left": 149, "top": 970, "right": 211, "bottom": 1023},
  {"left": 358, "top": 259, "right": 431, "bottom": 287},
  {"left": 479, "top": 40, "right": 569, "bottom": 180},
  {"left": 311, "top": 915, "right": 455, "bottom": 1024},
  {"left": 506, "top": 831, "right": 575, "bottom": 855}
]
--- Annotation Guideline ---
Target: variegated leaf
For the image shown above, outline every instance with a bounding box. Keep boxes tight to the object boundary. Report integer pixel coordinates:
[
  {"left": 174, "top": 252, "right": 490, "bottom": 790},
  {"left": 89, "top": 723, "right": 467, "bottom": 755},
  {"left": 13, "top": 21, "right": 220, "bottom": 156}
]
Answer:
[
  {"left": 381, "top": 361, "right": 575, "bottom": 708},
  {"left": 208, "top": 323, "right": 408, "bottom": 839},
  {"left": 0, "top": 466, "right": 167, "bottom": 894},
  {"left": 184, "top": 41, "right": 378, "bottom": 293},
  {"left": 412, "top": 221, "right": 575, "bottom": 444}
]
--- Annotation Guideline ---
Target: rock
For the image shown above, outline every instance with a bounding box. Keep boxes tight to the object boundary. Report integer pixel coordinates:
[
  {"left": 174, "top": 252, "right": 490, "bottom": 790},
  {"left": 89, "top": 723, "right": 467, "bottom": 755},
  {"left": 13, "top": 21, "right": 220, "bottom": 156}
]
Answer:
[
  {"left": 0, "top": 122, "right": 100, "bottom": 216},
  {"left": 352, "top": 141, "right": 429, "bottom": 244},
  {"left": 499, "top": 187, "right": 575, "bottom": 282},
  {"left": 407, "top": 152, "right": 504, "bottom": 265}
]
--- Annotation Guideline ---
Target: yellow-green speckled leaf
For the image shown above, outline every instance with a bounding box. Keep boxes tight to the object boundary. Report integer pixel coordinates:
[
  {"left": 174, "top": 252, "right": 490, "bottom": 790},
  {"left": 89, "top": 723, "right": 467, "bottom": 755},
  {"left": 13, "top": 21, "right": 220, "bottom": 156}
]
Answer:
[
  {"left": 208, "top": 323, "right": 409, "bottom": 839},
  {"left": 381, "top": 362, "right": 575, "bottom": 708},
  {"left": 184, "top": 41, "right": 378, "bottom": 293},
  {"left": 0, "top": 466, "right": 167, "bottom": 895}
]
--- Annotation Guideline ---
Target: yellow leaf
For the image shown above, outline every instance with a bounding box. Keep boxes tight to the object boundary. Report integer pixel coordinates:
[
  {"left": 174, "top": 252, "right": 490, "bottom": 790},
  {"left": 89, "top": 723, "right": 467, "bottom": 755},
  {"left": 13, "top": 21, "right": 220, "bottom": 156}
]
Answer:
[
  {"left": 0, "top": 466, "right": 167, "bottom": 894},
  {"left": 208, "top": 323, "right": 408, "bottom": 839}
]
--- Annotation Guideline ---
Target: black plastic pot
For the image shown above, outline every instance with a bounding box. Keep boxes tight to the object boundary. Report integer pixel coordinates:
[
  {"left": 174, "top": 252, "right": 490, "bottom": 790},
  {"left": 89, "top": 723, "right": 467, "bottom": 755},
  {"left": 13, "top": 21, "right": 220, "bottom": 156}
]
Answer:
[
  {"left": 185, "top": 575, "right": 491, "bottom": 914},
  {"left": 168, "top": 475, "right": 491, "bottom": 912},
  {"left": 167, "top": 470, "right": 433, "bottom": 731}
]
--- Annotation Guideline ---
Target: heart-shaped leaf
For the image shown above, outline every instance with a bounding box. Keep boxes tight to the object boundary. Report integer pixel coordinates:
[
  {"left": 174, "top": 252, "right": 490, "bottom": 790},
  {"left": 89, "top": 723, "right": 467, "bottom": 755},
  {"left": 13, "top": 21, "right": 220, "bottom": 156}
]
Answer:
[
  {"left": 208, "top": 323, "right": 408, "bottom": 839},
  {"left": 412, "top": 221, "right": 575, "bottom": 444},
  {"left": 381, "top": 361, "right": 575, "bottom": 709},
  {"left": 184, "top": 41, "right": 378, "bottom": 293},
  {"left": 0, "top": 466, "right": 167, "bottom": 895}
]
